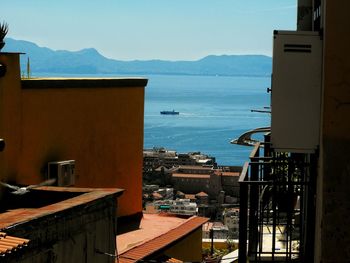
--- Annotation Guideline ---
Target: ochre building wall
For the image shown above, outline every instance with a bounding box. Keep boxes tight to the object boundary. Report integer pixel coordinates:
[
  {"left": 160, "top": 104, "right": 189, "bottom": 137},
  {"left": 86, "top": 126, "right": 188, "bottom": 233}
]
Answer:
[
  {"left": 163, "top": 228, "right": 203, "bottom": 262},
  {"left": 0, "top": 53, "right": 147, "bottom": 217}
]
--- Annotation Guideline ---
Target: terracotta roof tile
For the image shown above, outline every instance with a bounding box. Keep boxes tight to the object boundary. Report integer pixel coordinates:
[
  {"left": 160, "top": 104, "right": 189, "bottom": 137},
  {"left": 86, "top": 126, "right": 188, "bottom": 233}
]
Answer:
[
  {"left": 152, "top": 192, "right": 163, "bottom": 199},
  {"left": 172, "top": 173, "right": 210, "bottom": 179},
  {"left": 221, "top": 172, "right": 240, "bottom": 177},
  {"left": 167, "top": 258, "right": 183, "bottom": 263},
  {"left": 178, "top": 165, "right": 213, "bottom": 170},
  {"left": 117, "top": 214, "right": 187, "bottom": 254},
  {"left": 184, "top": 194, "right": 196, "bottom": 200},
  {"left": 0, "top": 232, "right": 30, "bottom": 256},
  {"left": 195, "top": 191, "right": 208, "bottom": 197},
  {"left": 118, "top": 216, "right": 208, "bottom": 263}
]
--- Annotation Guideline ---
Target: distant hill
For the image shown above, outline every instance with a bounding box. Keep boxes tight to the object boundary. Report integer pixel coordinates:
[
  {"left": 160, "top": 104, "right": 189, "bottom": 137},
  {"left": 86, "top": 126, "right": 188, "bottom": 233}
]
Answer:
[{"left": 2, "top": 38, "right": 272, "bottom": 76}]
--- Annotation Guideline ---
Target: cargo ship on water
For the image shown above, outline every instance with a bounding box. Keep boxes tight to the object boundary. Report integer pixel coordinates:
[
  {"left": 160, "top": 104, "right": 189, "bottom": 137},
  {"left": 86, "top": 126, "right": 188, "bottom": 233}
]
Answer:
[{"left": 160, "top": 110, "right": 179, "bottom": 115}]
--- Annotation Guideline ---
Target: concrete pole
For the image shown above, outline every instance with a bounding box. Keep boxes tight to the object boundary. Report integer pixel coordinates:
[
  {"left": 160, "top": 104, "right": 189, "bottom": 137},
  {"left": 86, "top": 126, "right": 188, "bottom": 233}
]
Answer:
[{"left": 210, "top": 228, "right": 214, "bottom": 255}]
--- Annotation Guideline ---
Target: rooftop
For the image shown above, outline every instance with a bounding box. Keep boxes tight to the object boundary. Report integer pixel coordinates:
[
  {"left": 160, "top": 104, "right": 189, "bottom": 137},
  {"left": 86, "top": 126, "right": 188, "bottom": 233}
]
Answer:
[
  {"left": 221, "top": 171, "right": 240, "bottom": 177},
  {"left": 177, "top": 165, "right": 213, "bottom": 170},
  {"left": 195, "top": 191, "right": 208, "bottom": 197},
  {"left": 21, "top": 77, "right": 148, "bottom": 89},
  {"left": 0, "top": 232, "right": 30, "bottom": 256},
  {"left": 172, "top": 173, "right": 210, "bottom": 179},
  {"left": 152, "top": 192, "right": 163, "bottom": 199},
  {"left": 0, "top": 186, "right": 123, "bottom": 230},
  {"left": 117, "top": 214, "right": 208, "bottom": 262},
  {"left": 184, "top": 194, "right": 196, "bottom": 200}
]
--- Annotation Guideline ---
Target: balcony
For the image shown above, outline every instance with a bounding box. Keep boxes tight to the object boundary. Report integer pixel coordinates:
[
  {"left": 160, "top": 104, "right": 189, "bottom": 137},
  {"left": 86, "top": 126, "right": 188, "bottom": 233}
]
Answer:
[{"left": 238, "top": 135, "right": 317, "bottom": 262}]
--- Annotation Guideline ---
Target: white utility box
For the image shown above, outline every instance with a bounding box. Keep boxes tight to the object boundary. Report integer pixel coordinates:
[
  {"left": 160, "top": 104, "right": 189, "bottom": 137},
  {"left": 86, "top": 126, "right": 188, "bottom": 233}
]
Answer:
[{"left": 271, "top": 30, "right": 322, "bottom": 152}]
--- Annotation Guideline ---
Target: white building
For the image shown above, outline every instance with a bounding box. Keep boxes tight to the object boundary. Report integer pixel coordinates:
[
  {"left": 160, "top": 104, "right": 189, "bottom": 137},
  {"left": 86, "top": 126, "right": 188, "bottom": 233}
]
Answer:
[
  {"left": 153, "top": 199, "right": 198, "bottom": 216},
  {"left": 169, "top": 199, "right": 198, "bottom": 216}
]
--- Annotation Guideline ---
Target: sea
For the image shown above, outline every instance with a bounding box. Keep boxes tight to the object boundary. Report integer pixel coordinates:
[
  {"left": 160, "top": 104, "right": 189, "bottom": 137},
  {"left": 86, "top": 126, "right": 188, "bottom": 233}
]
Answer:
[
  {"left": 143, "top": 74, "right": 271, "bottom": 166},
  {"left": 35, "top": 73, "right": 271, "bottom": 166}
]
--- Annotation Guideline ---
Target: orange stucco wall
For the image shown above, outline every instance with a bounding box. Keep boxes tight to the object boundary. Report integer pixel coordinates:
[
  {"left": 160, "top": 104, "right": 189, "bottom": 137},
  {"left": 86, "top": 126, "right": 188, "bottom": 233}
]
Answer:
[
  {"left": 0, "top": 53, "right": 22, "bottom": 183},
  {"left": 0, "top": 53, "right": 147, "bottom": 217}
]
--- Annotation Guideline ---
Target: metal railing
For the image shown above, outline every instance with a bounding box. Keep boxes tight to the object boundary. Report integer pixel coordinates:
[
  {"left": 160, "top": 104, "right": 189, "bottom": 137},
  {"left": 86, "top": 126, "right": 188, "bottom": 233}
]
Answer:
[{"left": 238, "top": 140, "right": 316, "bottom": 262}]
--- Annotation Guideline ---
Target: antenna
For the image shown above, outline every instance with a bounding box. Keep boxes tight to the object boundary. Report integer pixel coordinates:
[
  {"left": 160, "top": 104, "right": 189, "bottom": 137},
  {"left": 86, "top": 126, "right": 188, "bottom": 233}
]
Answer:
[{"left": 26, "top": 57, "right": 31, "bottom": 78}]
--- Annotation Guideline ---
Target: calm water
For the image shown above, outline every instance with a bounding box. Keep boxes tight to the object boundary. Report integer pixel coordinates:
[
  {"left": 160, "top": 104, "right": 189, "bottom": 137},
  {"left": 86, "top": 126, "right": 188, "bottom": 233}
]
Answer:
[
  {"left": 35, "top": 72, "right": 271, "bottom": 166},
  {"left": 144, "top": 74, "right": 271, "bottom": 166}
]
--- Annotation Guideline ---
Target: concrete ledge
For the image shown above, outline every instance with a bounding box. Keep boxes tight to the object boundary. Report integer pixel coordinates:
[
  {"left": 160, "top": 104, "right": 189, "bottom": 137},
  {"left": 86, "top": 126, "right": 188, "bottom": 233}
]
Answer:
[
  {"left": 0, "top": 187, "right": 124, "bottom": 230},
  {"left": 21, "top": 77, "right": 148, "bottom": 89},
  {"left": 0, "top": 187, "right": 124, "bottom": 262}
]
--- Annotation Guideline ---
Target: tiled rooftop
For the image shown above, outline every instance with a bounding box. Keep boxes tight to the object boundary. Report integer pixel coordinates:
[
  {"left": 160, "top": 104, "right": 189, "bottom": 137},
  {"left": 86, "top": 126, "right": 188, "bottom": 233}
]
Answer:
[
  {"left": 172, "top": 173, "right": 210, "bottom": 179},
  {"left": 166, "top": 258, "right": 183, "bottom": 263},
  {"left": 117, "top": 214, "right": 208, "bottom": 263},
  {"left": 184, "top": 194, "right": 196, "bottom": 200},
  {"left": 195, "top": 191, "right": 208, "bottom": 197},
  {"left": 178, "top": 165, "right": 213, "bottom": 170},
  {"left": 152, "top": 192, "right": 163, "bottom": 199},
  {"left": 0, "top": 232, "right": 29, "bottom": 256},
  {"left": 221, "top": 172, "right": 240, "bottom": 177},
  {"left": 117, "top": 214, "right": 187, "bottom": 254}
]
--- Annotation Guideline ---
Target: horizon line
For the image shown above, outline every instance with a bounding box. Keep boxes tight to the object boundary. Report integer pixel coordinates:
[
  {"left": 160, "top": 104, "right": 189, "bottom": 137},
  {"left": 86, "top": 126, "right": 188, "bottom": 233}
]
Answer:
[{"left": 5, "top": 37, "right": 273, "bottom": 62}]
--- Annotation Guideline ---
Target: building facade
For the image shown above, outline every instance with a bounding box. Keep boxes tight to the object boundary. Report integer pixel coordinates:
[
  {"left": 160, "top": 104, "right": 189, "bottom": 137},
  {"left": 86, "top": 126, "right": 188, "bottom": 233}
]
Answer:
[
  {"left": 0, "top": 53, "right": 147, "bottom": 219},
  {"left": 171, "top": 165, "right": 241, "bottom": 199},
  {"left": 0, "top": 186, "right": 122, "bottom": 262},
  {"left": 238, "top": 1, "right": 350, "bottom": 262}
]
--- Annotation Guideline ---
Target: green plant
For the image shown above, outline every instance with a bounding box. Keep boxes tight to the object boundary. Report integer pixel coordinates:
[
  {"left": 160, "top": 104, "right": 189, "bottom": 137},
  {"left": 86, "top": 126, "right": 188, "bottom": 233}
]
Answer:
[{"left": 0, "top": 21, "right": 8, "bottom": 51}]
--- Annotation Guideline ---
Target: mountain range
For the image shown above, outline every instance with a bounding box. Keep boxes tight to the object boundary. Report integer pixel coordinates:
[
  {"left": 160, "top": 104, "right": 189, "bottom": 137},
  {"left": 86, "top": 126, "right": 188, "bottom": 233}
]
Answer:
[{"left": 3, "top": 38, "right": 272, "bottom": 76}]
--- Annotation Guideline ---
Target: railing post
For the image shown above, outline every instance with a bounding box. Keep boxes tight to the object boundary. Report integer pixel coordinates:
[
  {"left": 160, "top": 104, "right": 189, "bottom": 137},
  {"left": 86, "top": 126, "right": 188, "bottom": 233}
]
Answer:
[
  {"left": 238, "top": 162, "right": 249, "bottom": 263},
  {"left": 248, "top": 147, "right": 260, "bottom": 258},
  {"left": 302, "top": 153, "right": 317, "bottom": 262},
  {"left": 263, "top": 133, "right": 271, "bottom": 180}
]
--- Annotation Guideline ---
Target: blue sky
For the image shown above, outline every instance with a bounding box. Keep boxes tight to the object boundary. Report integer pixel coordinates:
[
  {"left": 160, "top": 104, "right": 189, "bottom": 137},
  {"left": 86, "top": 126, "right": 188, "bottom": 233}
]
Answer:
[{"left": 2, "top": 0, "right": 297, "bottom": 60}]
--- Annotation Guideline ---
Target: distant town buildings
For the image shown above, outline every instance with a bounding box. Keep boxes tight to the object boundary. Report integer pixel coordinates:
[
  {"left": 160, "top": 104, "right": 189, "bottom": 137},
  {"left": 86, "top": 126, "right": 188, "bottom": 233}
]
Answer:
[
  {"left": 153, "top": 199, "right": 198, "bottom": 216},
  {"left": 142, "top": 162, "right": 241, "bottom": 247},
  {"left": 143, "top": 147, "right": 217, "bottom": 173},
  {"left": 223, "top": 208, "right": 240, "bottom": 239},
  {"left": 142, "top": 147, "right": 242, "bottom": 242},
  {"left": 202, "top": 222, "right": 229, "bottom": 240},
  {"left": 170, "top": 165, "right": 241, "bottom": 199},
  {"left": 143, "top": 147, "right": 241, "bottom": 203}
]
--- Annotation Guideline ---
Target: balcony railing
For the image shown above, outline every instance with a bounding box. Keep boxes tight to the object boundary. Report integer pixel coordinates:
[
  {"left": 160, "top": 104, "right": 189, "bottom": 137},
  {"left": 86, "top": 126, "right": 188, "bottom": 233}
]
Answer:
[{"left": 238, "top": 136, "right": 316, "bottom": 262}]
